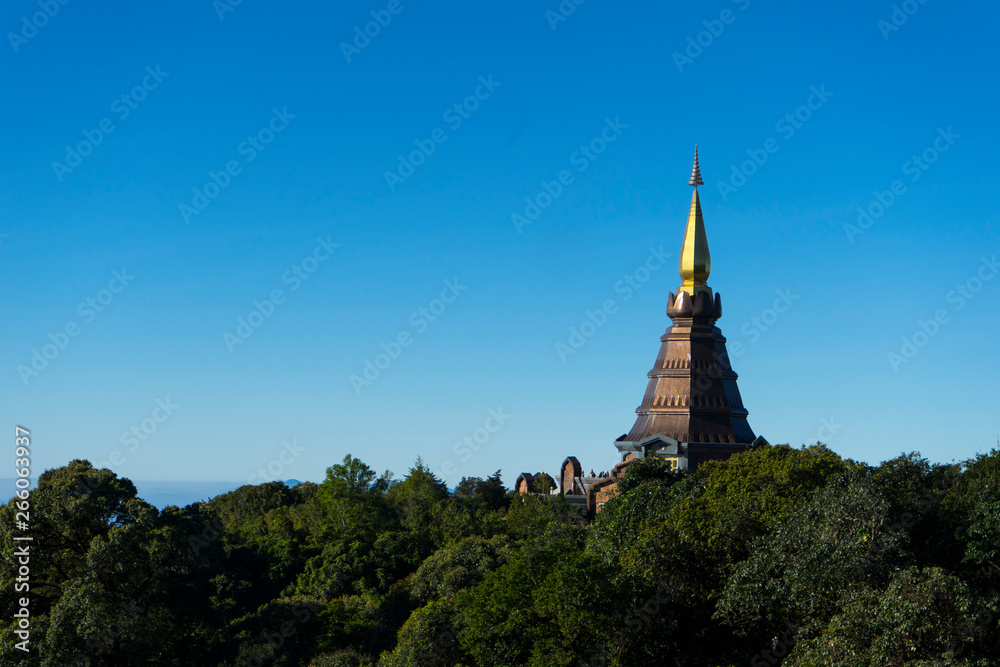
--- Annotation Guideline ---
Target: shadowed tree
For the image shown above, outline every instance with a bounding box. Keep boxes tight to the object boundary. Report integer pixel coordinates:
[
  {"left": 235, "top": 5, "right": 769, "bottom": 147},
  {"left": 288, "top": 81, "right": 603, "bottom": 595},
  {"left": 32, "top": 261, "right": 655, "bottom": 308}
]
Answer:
[
  {"left": 1, "top": 461, "right": 222, "bottom": 666},
  {"left": 785, "top": 567, "right": 1000, "bottom": 666}
]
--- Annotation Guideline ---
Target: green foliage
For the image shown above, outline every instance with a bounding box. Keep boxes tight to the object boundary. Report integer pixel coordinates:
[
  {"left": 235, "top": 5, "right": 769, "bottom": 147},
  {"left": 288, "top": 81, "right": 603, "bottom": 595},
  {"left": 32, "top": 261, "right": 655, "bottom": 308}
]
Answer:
[
  {"left": 533, "top": 472, "right": 556, "bottom": 495},
  {"left": 452, "top": 523, "right": 616, "bottom": 666},
  {"left": 454, "top": 472, "right": 508, "bottom": 513},
  {"left": 5, "top": 448, "right": 1000, "bottom": 666},
  {"left": 388, "top": 458, "right": 448, "bottom": 508},
  {"left": 308, "top": 647, "right": 374, "bottom": 666},
  {"left": 410, "top": 535, "right": 513, "bottom": 605},
  {"left": 616, "top": 455, "right": 684, "bottom": 494},
  {"left": 588, "top": 456, "right": 687, "bottom": 566},
  {"left": 872, "top": 453, "right": 965, "bottom": 569},
  {"left": 600, "top": 444, "right": 854, "bottom": 594},
  {"left": 319, "top": 456, "right": 397, "bottom": 541},
  {"left": 953, "top": 450, "right": 1000, "bottom": 582},
  {"left": 379, "top": 597, "right": 468, "bottom": 667},
  {"left": 321, "top": 455, "right": 389, "bottom": 499},
  {"left": 716, "top": 471, "right": 903, "bottom": 636},
  {"left": 1, "top": 461, "right": 225, "bottom": 665},
  {"left": 217, "top": 596, "right": 323, "bottom": 667},
  {"left": 675, "top": 444, "right": 854, "bottom": 568},
  {"left": 785, "top": 567, "right": 999, "bottom": 666},
  {"left": 387, "top": 458, "right": 449, "bottom": 554},
  {"left": 504, "top": 493, "right": 580, "bottom": 541}
]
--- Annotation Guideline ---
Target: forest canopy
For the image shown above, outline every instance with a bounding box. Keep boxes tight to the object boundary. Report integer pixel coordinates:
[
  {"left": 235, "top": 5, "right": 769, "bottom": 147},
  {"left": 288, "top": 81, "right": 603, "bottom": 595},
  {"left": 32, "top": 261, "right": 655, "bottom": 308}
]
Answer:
[{"left": 2, "top": 444, "right": 999, "bottom": 666}]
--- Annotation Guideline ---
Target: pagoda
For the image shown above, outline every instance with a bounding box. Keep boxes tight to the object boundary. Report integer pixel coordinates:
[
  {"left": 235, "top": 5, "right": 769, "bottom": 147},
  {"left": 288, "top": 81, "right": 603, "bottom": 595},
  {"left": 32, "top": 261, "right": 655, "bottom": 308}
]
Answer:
[
  {"left": 544, "top": 148, "right": 767, "bottom": 516},
  {"left": 613, "top": 146, "right": 763, "bottom": 471}
]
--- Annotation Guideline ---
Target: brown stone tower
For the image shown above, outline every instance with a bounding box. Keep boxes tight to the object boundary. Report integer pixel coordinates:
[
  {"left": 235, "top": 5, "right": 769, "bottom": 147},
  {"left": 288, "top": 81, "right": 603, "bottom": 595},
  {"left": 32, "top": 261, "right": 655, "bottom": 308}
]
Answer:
[
  {"left": 542, "top": 148, "right": 767, "bottom": 517},
  {"left": 614, "top": 147, "right": 764, "bottom": 470}
]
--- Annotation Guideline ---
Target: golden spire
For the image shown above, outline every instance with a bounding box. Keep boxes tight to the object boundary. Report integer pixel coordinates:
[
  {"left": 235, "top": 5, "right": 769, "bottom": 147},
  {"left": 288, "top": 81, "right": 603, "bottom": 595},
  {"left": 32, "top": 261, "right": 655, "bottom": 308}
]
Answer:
[{"left": 678, "top": 145, "right": 712, "bottom": 298}]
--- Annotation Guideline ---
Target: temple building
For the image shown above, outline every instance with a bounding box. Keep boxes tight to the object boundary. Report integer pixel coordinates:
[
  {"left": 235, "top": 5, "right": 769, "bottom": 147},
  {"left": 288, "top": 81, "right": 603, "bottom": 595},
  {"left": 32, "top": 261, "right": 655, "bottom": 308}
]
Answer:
[{"left": 518, "top": 148, "right": 767, "bottom": 517}]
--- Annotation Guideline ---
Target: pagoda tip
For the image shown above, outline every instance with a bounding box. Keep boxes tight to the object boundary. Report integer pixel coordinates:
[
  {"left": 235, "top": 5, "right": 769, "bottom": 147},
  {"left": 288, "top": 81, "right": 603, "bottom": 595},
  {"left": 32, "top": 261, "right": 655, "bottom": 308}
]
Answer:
[{"left": 688, "top": 144, "right": 703, "bottom": 187}]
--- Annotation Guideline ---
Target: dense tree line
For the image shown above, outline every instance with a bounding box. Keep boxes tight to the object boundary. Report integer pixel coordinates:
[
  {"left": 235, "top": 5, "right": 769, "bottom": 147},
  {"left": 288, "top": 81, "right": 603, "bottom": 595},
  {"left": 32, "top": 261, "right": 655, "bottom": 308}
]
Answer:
[{"left": 2, "top": 444, "right": 999, "bottom": 665}]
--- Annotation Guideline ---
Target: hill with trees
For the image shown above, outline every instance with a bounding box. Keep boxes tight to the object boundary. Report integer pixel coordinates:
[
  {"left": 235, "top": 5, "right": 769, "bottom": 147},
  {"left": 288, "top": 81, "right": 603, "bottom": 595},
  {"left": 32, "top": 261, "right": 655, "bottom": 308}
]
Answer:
[{"left": 3, "top": 444, "right": 999, "bottom": 665}]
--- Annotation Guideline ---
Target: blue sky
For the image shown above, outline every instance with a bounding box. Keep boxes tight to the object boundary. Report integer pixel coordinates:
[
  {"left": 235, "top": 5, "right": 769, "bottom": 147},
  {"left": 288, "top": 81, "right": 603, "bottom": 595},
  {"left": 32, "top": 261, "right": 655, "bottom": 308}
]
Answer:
[{"left": 2, "top": 0, "right": 998, "bottom": 492}]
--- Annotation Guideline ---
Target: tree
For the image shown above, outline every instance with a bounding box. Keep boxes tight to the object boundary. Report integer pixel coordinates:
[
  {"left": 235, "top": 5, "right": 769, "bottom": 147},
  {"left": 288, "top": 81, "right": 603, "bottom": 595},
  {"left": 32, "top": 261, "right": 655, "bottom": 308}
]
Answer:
[
  {"left": 454, "top": 523, "right": 618, "bottom": 666},
  {"left": 410, "top": 535, "right": 513, "bottom": 605},
  {"left": 454, "top": 472, "right": 508, "bottom": 513},
  {"left": 504, "top": 494, "right": 578, "bottom": 542},
  {"left": 534, "top": 473, "right": 556, "bottom": 495},
  {"left": 321, "top": 455, "right": 388, "bottom": 500},
  {"left": 388, "top": 458, "right": 450, "bottom": 554},
  {"left": 610, "top": 444, "right": 853, "bottom": 592},
  {"left": 317, "top": 455, "right": 396, "bottom": 540},
  {"left": 588, "top": 456, "right": 687, "bottom": 566},
  {"left": 379, "top": 597, "right": 467, "bottom": 667},
  {"left": 0, "top": 461, "right": 232, "bottom": 665},
  {"left": 785, "top": 567, "right": 1000, "bottom": 666},
  {"left": 950, "top": 450, "right": 1000, "bottom": 584},
  {"left": 715, "top": 471, "right": 906, "bottom": 644}
]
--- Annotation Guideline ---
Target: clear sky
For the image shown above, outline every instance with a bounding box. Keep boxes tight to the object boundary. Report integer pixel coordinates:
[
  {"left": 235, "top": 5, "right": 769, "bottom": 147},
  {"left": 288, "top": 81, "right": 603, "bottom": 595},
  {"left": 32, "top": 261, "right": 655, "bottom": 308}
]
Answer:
[{"left": 2, "top": 0, "right": 998, "bottom": 490}]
